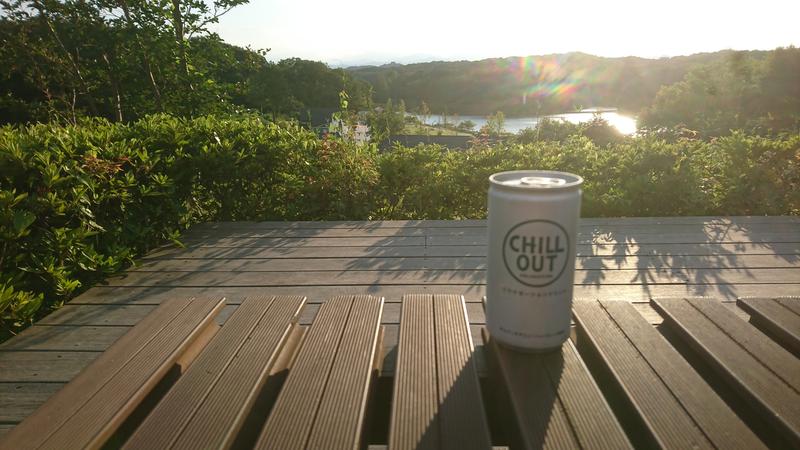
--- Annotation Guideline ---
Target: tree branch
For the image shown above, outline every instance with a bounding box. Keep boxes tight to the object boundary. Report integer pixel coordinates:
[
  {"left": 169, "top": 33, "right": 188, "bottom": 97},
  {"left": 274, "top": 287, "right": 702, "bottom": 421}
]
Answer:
[{"left": 116, "top": 0, "right": 164, "bottom": 112}]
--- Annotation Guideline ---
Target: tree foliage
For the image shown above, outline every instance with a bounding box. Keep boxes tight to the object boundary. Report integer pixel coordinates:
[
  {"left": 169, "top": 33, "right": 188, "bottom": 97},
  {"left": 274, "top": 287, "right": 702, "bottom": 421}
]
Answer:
[
  {"left": 0, "top": 0, "right": 370, "bottom": 124},
  {"left": 367, "top": 99, "right": 406, "bottom": 141},
  {"left": 640, "top": 48, "right": 800, "bottom": 136},
  {"left": 347, "top": 51, "right": 771, "bottom": 116},
  {"left": 244, "top": 58, "right": 371, "bottom": 118}
]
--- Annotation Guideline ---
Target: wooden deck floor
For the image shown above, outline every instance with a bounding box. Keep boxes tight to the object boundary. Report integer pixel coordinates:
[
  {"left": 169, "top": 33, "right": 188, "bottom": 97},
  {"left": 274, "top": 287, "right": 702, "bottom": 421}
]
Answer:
[{"left": 1, "top": 216, "right": 798, "bottom": 436}]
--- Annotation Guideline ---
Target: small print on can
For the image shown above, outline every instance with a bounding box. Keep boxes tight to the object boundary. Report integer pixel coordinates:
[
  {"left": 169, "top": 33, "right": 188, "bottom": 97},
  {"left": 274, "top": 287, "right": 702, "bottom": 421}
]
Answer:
[{"left": 486, "top": 170, "right": 583, "bottom": 352}]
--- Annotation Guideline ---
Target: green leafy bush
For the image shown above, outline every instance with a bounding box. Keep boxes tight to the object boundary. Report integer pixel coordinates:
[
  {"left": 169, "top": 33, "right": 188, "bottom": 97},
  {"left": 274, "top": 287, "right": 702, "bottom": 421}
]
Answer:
[
  {"left": 0, "top": 114, "right": 375, "bottom": 338},
  {"left": 1, "top": 115, "right": 798, "bottom": 338},
  {"left": 375, "top": 133, "right": 798, "bottom": 219}
]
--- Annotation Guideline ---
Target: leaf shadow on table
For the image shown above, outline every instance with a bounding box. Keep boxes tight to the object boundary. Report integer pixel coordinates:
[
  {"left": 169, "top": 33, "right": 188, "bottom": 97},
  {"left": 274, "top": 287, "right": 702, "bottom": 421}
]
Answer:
[
  {"left": 108, "top": 222, "right": 395, "bottom": 296},
  {"left": 577, "top": 218, "right": 799, "bottom": 301},
  {"left": 96, "top": 218, "right": 799, "bottom": 304}
]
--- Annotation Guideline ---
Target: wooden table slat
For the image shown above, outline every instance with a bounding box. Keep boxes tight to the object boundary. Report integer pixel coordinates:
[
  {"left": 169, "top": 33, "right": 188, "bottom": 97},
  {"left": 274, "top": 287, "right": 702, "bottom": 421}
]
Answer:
[
  {"left": 775, "top": 296, "right": 800, "bottom": 316},
  {"left": 255, "top": 295, "right": 352, "bottom": 449},
  {"left": 488, "top": 328, "right": 632, "bottom": 450},
  {"left": 0, "top": 297, "right": 224, "bottom": 450},
  {"left": 685, "top": 297, "right": 800, "bottom": 393},
  {"left": 737, "top": 297, "right": 800, "bottom": 356},
  {"left": 388, "top": 294, "right": 491, "bottom": 450},
  {"left": 388, "top": 294, "right": 439, "bottom": 450},
  {"left": 548, "top": 341, "right": 632, "bottom": 449},
  {"left": 652, "top": 297, "right": 800, "bottom": 446},
  {"left": 573, "top": 300, "right": 714, "bottom": 449},
  {"left": 123, "top": 295, "right": 304, "bottom": 450},
  {"left": 433, "top": 294, "right": 492, "bottom": 450},
  {"left": 601, "top": 300, "right": 766, "bottom": 449},
  {"left": 256, "top": 295, "right": 382, "bottom": 450},
  {"left": 41, "top": 297, "right": 223, "bottom": 450},
  {"left": 305, "top": 295, "right": 383, "bottom": 449}
]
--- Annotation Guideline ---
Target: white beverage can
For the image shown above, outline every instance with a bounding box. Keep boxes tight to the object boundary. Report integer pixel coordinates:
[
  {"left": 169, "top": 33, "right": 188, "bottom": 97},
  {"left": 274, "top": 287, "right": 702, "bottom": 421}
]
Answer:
[{"left": 486, "top": 170, "right": 583, "bottom": 352}]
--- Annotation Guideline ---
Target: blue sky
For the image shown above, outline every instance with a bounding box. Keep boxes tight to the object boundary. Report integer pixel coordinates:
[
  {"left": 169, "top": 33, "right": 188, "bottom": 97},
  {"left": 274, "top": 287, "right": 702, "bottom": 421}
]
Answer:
[{"left": 210, "top": 0, "right": 800, "bottom": 66}]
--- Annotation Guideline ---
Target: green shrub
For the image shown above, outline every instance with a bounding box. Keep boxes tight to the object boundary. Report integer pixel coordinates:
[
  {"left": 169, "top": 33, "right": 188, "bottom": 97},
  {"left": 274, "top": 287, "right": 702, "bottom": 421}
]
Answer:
[
  {"left": 0, "top": 114, "right": 376, "bottom": 338},
  {"left": 374, "top": 133, "right": 798, "bottom": 219},
  {"left": 0, "top": 115, "right": 797, "bottom": 338}
]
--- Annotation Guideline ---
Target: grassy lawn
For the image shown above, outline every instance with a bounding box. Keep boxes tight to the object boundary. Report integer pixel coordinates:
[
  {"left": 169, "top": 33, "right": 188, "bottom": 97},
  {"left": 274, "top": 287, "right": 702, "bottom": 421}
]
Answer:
[{"left": 402, "top": 123, "right": 473, "bottom": 136}]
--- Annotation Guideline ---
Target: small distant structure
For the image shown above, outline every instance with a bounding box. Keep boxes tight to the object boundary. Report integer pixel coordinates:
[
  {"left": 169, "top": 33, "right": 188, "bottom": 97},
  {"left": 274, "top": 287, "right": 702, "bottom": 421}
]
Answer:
[{"left": 329, "top": 118, "right": 371, "bottom": 144}]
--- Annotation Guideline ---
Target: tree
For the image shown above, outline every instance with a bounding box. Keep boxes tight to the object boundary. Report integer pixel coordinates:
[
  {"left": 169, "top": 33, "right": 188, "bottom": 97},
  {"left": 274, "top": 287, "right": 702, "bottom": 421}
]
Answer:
[
  {"left": 0, "top": 0, "right": 252, "bottom": 123},
  {"left": 758, "top": 46, "right": 800, "bottom": 132},
  {"left": 367, "top": 99, "right": 405, "bottom": 142},
  {"left": 639, "top": 52, "right": 771, "bottom": 136},
  {"left": 417, "top": 100, "right": 430, "bottom": 124},
  {"left": 457, "top": 120, "right": 476, "bottom": 133},
  {"left": 482, "top": 111, "right": 505, "bottom": 136}
]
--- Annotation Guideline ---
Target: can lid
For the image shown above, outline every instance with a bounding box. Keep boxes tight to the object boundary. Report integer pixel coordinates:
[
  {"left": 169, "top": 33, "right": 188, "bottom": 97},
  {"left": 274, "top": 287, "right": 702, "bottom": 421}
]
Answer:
[{"left": 490, "top": 170, "right": 583, "bottom": 191}]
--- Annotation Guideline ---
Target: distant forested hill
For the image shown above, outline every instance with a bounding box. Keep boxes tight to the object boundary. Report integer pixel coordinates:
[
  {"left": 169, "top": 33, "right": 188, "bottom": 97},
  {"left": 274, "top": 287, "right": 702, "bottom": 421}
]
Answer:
[{"left": 347, "top": 51, "right": 770, "bottom": 116}]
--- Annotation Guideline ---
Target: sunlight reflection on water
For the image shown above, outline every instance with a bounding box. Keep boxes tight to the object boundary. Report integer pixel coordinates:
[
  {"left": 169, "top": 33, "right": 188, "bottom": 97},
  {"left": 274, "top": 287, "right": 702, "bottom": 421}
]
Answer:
[{"left": 414, "top": 110, "right": 638, "bottom": 135}]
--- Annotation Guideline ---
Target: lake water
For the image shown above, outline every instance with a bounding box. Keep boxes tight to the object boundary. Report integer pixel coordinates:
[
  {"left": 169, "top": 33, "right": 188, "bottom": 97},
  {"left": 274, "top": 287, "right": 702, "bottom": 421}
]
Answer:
[{"left": 412, "top": 109, "right": 637, "bottom": 135}]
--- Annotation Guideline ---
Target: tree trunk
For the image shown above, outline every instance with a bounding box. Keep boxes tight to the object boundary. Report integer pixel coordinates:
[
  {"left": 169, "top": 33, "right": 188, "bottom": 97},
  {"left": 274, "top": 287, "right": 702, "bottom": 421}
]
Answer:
[
  {"left": 171, "top": 0, "right": 190, "bottom": 81},
  {"left": 102, "top": 52, "right": 124, "bottom": 121}
]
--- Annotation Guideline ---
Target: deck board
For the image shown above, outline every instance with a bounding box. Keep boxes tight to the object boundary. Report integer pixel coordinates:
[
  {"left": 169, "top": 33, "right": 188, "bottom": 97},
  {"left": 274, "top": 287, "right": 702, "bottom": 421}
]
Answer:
[
  {"left": 737, "top": 297, "right": 800, "bottom": 356},
  {"left": 182, "top": 221, "right": 800, "bottom": 236},
  {"left": 486, "top": 332, "right": 632, "bottom": 450},
  {"left": 70, "top": 283, "right": 800, "bottom": 306},
  {"left": 653, "top": 297, "right": 800, "bottom": 446},
  {"left": 776, "top": 296, "right": 800, "bottom": 315},
  {"left": 0, "top": 297, "right": 224, "bottom": 450},
  {"left": 176, "top": 231, "right": 800, "bottom": 247},
  {"left": 0, "top": 383, "right": 64, "bottom": 423},
  {"left": 123, "top": 295, "right": 304, "bottom": 450},
  {"left": 102, "top": 267, "right": 800, "bottom": 287},
  {"left": 0, "top": 351, "right": 99, "bottom": 382},
  {"left": 1, "top": 216, "right": 798, "bottom": 438},
  {"left": 145, "top": 242, "right": 800, "bottom": 259},
  {"left": 573, "top": 300, "right": 714, "bottom": 449},
  {"left": 255, "top": 295, "right": 383, "bottom": 450},
  {"left": 388, "top": 294, "right": 491, "bottom": 450},
  {"left": 596, "top": 300, "right": 765, "bottom": 449},
  {"left": 132, "top": 254, "right": 800, "bottom": 272}
]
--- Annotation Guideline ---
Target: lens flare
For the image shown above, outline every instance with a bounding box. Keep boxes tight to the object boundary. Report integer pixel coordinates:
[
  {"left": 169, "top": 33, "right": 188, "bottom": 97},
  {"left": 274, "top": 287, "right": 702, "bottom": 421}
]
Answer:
[{"left": 489, "top": 55, "right": 614, "bottom": 107}]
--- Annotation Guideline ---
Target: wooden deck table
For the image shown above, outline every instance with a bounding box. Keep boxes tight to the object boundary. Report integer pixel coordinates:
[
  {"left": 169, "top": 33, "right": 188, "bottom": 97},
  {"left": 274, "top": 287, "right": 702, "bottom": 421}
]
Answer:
[{"left": 0, "top": 216, "right": 798, "bottom": 449}]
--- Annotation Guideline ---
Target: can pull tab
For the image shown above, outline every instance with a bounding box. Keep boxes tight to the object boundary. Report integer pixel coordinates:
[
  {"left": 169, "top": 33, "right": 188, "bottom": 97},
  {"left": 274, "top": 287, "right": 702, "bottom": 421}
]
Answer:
[{"left": 519, "top": 176, "right": 567, "bottom": 187}]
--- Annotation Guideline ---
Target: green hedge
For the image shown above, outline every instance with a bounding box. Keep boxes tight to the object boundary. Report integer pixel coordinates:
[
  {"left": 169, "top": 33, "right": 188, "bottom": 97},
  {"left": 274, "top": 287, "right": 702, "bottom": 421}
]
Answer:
[
  {"left": 376, "top": 132, "right": 799, "bottom": 218},
  {"left": 1, "top": 115, "right": 798, "bottom": 337},
  {"left": 0, "top": 114, "right": 379, "bottom": 337}
]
